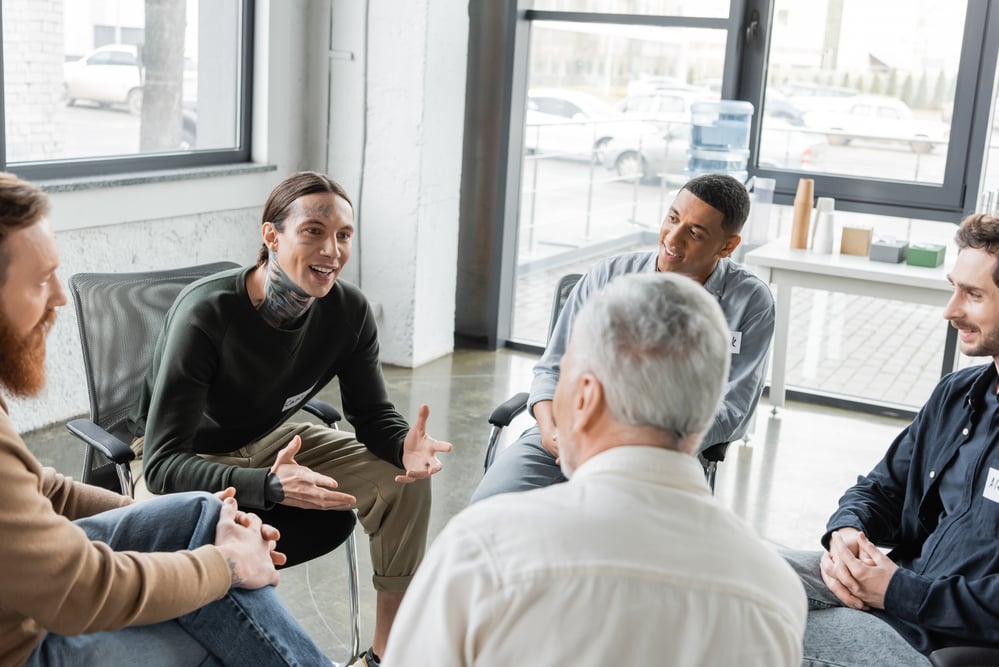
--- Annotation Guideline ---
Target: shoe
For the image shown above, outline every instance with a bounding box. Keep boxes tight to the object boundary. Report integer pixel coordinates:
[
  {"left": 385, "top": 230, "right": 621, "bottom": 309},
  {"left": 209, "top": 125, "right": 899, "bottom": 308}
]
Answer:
[{"left": 358, "top": 647, "right": 381, "bottom": 666}]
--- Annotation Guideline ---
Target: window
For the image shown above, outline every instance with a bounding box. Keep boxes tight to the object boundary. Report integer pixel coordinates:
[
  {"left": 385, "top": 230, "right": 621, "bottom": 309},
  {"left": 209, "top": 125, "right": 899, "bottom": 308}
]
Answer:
[
  {"left": 748, "top": 0, "right": 993, "bottom": 220},
  {"left": 2, "top": 0, "right": 252, "bottom": 179},
  {"left": 507, "top": 5, "right": 740, "bottom": 345},
  {"left": 480, "top": 0, "right": 999, "bottom": 414}
]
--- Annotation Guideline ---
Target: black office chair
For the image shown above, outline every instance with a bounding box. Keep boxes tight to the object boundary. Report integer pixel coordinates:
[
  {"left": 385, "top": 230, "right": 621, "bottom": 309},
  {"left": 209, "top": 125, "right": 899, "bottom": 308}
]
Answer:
[
  {"left": 484, "top": 273, "right": 731, "bottom": 492},
  {"left": 65, "top": 262, "right": 361, "bottom": 667},
  {"left": 929, "top": 646, "right": 999, "bottom": 667}
]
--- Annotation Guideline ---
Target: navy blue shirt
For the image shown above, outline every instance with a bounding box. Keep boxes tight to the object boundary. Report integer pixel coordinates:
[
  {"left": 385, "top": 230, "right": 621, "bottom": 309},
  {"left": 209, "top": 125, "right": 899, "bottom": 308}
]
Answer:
[{"left": 826, "top": 363, "right": 999, "bottom": 654}]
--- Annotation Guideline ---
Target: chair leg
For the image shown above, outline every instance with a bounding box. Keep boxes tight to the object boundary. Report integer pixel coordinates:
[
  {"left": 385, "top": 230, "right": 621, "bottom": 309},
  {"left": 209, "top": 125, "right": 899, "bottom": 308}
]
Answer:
[
  {"left": 704, "top": 460, "right": 718, "bottom": 494},
  {"left": 114, "top": 461, "right": 134, "bottom": 498},
  {"left": 484, "top": 426, "right": 504, "bottom": 472},
  {"left": 331, "top": 530, "right": 362, "bottom": 667}
]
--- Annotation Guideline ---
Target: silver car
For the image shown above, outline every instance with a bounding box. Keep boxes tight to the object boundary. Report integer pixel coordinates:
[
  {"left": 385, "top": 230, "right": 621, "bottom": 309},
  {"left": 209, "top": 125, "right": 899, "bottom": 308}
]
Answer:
[{"left": 602, "top": 117, "right": 829, "bottom": 183}]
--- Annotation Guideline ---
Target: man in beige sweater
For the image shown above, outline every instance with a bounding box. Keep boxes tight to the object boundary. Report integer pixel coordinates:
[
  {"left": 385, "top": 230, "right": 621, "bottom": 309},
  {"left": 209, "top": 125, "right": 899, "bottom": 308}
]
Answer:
[{"left": 0, "top": 172, "right": 330, "bottom": 666}]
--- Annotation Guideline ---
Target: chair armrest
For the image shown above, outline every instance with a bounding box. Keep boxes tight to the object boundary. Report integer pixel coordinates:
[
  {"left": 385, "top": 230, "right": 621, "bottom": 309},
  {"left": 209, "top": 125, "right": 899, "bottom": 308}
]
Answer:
[
  {"left": 302, "top": 399, "right": 343, "bottom": 427},
  {"left": 66, "top": 419, "right": 135, "bottom": 464},
  {"left": 488, "top": 392, "right": 530, "bottom": 428},
  {"left": 701, "top": 441, "right": 731, "bottom": 464},
  {"left": 929, "top": 646, "right": 999, "bottom": 667}
]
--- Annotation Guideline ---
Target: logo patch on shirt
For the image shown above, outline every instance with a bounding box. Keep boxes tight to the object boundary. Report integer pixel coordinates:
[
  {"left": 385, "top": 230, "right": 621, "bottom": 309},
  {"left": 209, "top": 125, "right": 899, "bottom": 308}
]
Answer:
[
  {"left": 730, "top": 331, "right": 742, "bottom": 354},
  {"left": 984, "top": 468, "right": 999, "bottom": 504},
  {"left": 282, "top": 385, "right": 315, "bottom": 412}
]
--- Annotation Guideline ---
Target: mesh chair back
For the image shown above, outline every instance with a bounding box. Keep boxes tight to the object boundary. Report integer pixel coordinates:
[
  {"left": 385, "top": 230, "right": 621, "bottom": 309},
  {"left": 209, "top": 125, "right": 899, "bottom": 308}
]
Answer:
[
  {"left": 547, "top": 273, "right": 582, "bottom": 343},
  {"left": 69, "top": 262, "right": 239, "bottom": 487}
]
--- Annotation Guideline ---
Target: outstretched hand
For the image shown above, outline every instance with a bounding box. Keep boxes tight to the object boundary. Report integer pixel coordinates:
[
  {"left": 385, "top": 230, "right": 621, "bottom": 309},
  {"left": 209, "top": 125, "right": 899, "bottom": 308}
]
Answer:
[
  {"left": 398, "top": 404, "right": 453, "bottom": 483},
  {"left": 269, "top": 436, "right": 357, "bottom": 510}
]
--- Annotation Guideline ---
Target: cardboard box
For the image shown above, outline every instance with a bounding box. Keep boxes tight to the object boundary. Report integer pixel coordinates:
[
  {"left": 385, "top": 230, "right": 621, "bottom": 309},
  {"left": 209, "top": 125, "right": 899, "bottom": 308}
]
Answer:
[
  {"left": 906, "top": 243, "right": 946, "bottom": 268},
  {"left": 869, "top": 239, "right": 908, "bottom": 264},
  {"left": 841, "top": 226, "right": 873, "bottom": 256}
]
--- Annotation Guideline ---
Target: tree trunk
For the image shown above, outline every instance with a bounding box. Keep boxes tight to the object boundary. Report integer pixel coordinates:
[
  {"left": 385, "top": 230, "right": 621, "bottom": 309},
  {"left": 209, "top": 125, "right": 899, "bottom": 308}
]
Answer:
[{"left": 140, "top": 0, "right": 187, "bottom": 152}]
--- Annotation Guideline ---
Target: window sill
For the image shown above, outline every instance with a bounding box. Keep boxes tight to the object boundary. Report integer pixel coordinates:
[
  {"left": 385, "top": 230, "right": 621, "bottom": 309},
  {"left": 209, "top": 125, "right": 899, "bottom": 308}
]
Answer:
[
  {"left": 37, "top": 162, "right": 277, "bottom": 194},
  {"left": 39, "top": 163, "right": 281, "bottom": 232}
]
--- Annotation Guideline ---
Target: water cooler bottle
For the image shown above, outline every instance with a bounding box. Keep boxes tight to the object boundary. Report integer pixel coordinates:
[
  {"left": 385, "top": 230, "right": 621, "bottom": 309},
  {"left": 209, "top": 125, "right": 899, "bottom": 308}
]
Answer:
[{"left": 687, "top": 99, "right": 755, "bottom": 184}]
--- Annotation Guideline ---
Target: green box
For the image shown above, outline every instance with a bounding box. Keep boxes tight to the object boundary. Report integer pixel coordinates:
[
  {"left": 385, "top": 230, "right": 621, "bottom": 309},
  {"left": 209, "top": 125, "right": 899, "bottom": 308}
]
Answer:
[{"left": 905, "top": 243, "right": 946, "bottom": 268}]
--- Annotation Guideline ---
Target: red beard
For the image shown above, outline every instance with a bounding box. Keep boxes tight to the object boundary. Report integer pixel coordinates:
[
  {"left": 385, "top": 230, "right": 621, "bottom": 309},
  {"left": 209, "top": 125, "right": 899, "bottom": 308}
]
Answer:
[{"left": 0, "top": 308, "right": 56, "bottom": 397}]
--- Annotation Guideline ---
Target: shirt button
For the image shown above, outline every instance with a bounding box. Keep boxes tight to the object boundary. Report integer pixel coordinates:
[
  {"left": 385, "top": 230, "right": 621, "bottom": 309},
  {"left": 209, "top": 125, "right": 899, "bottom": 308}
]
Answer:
[
  {"left": 929, "top": 470, "right": 936, "bottom": 479},
  {"left": 962, "top": 428, "right": 970, "bottom": 436}
]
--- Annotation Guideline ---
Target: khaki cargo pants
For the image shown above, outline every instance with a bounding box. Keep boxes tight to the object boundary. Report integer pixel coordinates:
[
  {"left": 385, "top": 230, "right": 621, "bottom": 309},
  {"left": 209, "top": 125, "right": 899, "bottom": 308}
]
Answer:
[{"left": 134, "top": 422, "right": 431, "bottom": 593}]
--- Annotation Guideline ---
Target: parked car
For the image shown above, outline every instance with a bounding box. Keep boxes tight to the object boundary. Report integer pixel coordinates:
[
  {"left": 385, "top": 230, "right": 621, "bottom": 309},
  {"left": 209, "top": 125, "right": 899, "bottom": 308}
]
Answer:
[
  {"left": 64, "top": 44, "right": 144, "bottom": 114},
  {"left": 524, "top": 88, "right": 660, "bottom": 164},
  {"left": 625, "top": 76, "right": 706, "bottom": 96},
  {"left": 617, "top": 88, "right": 715, "bottom": 130},
  {"left": 600, "top": 117, "right": 828, "bottom": 183},
  {"left": 762, "top": 89, "right": 806, "bottom": 126},
  {"left": 800, "top": 94, "right": 950, "bottom": 154},
  {"left": 63, "top": 44, "right": 197, "bottom": 115}
]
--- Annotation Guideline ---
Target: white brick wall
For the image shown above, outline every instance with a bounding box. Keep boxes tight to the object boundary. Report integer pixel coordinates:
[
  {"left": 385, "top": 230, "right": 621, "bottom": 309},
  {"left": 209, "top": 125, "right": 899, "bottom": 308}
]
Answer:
[{"left": 3, "top": 0, "right": 64, "bottom": 162}]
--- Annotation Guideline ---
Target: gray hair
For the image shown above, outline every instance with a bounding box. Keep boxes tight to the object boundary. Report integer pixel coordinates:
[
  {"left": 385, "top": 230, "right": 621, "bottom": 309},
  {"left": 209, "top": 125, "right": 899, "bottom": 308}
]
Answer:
[{"left": 566, "top": 272, "right": 730, "bottom": 451}]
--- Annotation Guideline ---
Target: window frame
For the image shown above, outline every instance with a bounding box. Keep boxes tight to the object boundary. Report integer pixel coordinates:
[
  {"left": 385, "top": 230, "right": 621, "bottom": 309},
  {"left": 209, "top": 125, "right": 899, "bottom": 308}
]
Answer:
[{"left": 0, "top": 0, "right": 254, "bottom": 180}]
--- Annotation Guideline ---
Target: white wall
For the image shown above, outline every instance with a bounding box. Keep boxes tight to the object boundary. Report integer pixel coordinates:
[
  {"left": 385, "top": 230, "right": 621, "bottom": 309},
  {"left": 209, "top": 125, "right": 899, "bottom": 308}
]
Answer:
[
  {"left": 349, "top": 0, "right": 467, "bottom": 366},
  {"left": 12, "top": 0, "right": 469, "bottom": 432}
]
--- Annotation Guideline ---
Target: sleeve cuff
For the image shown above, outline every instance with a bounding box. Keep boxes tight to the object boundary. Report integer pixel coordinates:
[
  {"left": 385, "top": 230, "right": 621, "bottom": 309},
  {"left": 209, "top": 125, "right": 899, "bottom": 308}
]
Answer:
[
  {"left": 883, "top": 567, "right": 931, "bottom": 622},
  {"left": 227, "top": 466, "right": 272, "bottom": 510},
  {"left": 264, "top": 472, "right": 285, "bottom": 505}
]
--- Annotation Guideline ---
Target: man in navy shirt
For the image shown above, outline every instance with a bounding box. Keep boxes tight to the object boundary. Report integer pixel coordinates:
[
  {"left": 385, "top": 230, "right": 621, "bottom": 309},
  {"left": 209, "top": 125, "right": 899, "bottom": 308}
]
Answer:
[{"left": 785, "top": 212, "right": 999, "bottom": 666}]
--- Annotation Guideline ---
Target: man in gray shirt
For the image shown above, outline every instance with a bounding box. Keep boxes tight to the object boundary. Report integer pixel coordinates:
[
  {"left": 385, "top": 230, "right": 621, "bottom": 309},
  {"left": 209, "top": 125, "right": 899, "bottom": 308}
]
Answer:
[{"left": 472, "top": 173, "right": 775, "bottom": 502}]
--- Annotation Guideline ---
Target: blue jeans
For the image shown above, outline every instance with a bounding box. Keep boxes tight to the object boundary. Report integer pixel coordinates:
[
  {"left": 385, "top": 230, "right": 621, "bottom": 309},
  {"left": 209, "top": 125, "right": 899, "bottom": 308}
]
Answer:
[
  {"left": 26, "top": 492, "right": 330, "bottom": 667},
  {"left": 781, "top": 549, "right": 930, "bottom": 667},
  {"left": 470, "top": 425, "right": 566, "bottom": 503}
]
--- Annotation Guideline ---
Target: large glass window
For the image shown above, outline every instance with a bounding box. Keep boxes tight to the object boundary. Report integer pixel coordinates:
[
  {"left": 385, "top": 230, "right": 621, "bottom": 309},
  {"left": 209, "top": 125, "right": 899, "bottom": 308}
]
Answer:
[
  {"left": 497, "top": 0, "right": 999, "bottom": 415},
  {"left": 512, "top": 14, "right": 732, "bottom": 344},
  {"left": 748, "top": 0, "right": 987, "bottom": 220},
  {"left": 759, "top": 0, "right": 964, "bottom": 185},
  {"left": 2, "top": 0, "right": 250, "bottom": 178}
]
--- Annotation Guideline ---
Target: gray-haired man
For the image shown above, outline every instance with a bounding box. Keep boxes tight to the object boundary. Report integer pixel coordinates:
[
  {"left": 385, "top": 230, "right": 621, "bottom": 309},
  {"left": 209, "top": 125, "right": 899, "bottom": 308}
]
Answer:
[{"left": 384, "top": 272, "right": 805, "bottom": 666}]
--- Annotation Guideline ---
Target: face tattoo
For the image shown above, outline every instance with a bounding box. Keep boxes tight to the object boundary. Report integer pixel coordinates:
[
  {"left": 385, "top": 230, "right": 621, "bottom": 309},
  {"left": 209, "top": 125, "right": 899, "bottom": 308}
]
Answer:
[{"left": 255, "top": 250, "right": 316, "bottom": 329}]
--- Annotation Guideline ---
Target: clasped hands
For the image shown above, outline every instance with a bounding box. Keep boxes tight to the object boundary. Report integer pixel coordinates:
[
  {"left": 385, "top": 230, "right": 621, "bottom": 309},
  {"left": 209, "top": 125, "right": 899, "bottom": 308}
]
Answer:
[
  {"left": 268, "top": 403, "right": 452, "bottom": 511},
  {"left": 820, "top": 527, "right": 898, "bottom": 610},
  {"left": 213, "top": 487, "right": 284, "bottom": 590}
]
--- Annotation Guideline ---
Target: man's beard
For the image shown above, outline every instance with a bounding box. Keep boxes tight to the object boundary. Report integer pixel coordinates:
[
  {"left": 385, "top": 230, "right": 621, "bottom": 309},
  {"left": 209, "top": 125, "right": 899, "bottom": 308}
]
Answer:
[
  {"left": 0, "top": 309, "right": 55, "bottom": 397},
  {"left": 951, "top": 319, "right": 999, "bottom": 359}
]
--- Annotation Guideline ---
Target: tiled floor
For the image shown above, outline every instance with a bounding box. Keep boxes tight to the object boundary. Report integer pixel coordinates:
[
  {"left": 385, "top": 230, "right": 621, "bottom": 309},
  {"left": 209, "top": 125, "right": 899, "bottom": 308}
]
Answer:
[{"left": 22, "top": 345, "right": 917, "bottom": 662}]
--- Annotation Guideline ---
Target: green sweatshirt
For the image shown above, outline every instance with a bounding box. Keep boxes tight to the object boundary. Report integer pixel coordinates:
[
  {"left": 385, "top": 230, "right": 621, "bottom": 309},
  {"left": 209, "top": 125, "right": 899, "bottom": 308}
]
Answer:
[{"left": 131, "top": 266, "right": 409, "bottom": 509}]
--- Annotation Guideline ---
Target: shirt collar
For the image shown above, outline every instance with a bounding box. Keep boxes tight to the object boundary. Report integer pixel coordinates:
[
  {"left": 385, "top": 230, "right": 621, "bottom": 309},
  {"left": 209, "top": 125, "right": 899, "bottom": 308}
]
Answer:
[
  {"left": 966, "top": 363, "right": 999, "bottom": 410},
  {"left": 645, "top": 252, "right": 729, "bottom": 297},
  {"left": 571, "top": 445, "right": 712, "bottom": 496},
  {"left": 702, "top": 257, "right": 729, "bottom": 297}
]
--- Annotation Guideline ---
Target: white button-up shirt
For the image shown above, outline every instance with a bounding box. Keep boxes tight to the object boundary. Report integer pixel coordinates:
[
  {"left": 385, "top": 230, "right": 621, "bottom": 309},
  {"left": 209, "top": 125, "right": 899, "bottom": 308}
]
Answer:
[{"left": 384, "top": 446, "right": 806, "bottom": 666}]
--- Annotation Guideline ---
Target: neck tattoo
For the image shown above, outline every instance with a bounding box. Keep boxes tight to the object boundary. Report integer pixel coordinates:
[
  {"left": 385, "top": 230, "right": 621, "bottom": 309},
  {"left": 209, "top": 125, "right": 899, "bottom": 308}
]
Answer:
[{"left": 256, "top": 251, "right": 315, "bottom": 328}]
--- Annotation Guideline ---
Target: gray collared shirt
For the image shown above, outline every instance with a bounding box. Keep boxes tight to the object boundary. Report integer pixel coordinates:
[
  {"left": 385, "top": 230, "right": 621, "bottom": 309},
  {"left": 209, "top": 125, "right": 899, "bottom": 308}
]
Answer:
[{"left": 529, "top": 251, "right": 775, "bottom": 448}]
